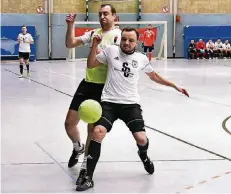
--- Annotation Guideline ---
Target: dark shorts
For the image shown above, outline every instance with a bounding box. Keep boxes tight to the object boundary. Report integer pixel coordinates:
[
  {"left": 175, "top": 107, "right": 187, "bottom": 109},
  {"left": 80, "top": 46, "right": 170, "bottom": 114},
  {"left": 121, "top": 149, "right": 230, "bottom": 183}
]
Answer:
[
  {"left": 69, "top": 79, "right": 104, "bottom": 111},
  {"left": 95, "top": 101, "right": 145, "bottom": 133},
  {"left": 19, "top": 52, "right": 30, "bottom": 60},
  {"left": 144, "top": 46, "right": 154, "bottom": 52}
]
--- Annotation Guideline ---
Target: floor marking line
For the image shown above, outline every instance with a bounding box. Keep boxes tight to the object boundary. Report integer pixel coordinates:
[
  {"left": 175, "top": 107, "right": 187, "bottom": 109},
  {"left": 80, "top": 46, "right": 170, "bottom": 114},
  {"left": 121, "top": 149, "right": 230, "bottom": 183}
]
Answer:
[
  {"left": 144, "top": 83, "right": 231, "bottom": 107},
  {"left": 44, "top": 68, "right": 82, "bottom": 80},
  {"left": 35, "top": 142, "right": 76, "bottom": 182},
  {"left": 1, "top": 158, "right": 224, "bottom": 167},
  {"left": 211, "top": 175, "right": 221, "bottom": 179},
  {"left": 198, "top": 180, "right": 207, "bottom": 184},
  {"left": 4, "top": 69, "right": 73, "bottom": 98},
  {"left": 222, "top": 116, "right": 231, "bottom": 136},
  {"left": 176, "top": 170, "right": 231, "bottom": 193},
  {"left": 145, "top": 125, "right": 231, "bottom": 161}
]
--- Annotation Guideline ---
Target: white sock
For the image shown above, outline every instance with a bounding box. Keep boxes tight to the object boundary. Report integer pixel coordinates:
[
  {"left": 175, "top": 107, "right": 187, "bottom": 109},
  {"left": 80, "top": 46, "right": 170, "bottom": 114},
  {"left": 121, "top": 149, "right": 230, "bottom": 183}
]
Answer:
[
  {"left": 80, "top": 156, "right": 87, "bottom": 170},
  {"left": 73, "top": 141, "right": 82, "bottom": 151}
]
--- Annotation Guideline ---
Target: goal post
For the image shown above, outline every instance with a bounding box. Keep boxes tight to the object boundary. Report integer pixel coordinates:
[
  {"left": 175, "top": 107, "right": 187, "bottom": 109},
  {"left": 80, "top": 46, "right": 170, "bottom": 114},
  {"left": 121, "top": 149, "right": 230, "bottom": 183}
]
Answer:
[{"left": 68, "top": 21, "right": 167, "bottom": 61}]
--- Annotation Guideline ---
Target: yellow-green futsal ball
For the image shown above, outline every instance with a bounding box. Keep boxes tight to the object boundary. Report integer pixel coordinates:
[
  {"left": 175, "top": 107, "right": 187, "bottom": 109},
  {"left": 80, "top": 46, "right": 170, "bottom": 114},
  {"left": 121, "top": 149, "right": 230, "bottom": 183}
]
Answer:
[{"left": 78, "top": 99, "right": 102, "bottom": 123}]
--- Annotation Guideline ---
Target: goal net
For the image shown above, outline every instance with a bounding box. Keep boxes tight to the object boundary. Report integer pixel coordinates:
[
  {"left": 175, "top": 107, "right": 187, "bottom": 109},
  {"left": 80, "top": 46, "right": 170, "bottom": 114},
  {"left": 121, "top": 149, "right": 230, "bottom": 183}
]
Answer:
[{"left": 68, "top": 21, "right": 167, "bottom": 61}]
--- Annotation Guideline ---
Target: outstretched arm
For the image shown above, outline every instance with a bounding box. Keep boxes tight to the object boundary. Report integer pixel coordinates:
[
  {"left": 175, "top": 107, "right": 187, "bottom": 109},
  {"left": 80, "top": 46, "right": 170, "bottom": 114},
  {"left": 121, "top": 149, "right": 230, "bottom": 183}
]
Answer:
[
  {"left": 146, "top": 71, "right": 189, "bottom": 97},
  {"left": 65, "top": 14, "right": 84, "bottom": 48}
]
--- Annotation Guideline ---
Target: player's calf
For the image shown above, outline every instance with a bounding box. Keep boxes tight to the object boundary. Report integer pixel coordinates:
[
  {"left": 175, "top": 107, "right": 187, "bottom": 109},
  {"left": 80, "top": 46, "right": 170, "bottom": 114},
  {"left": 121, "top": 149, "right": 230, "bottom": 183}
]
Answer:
[
  {"left": 133, "top": 132, "right": 155, "bottom": 174},
  {"left": 25, "top": 60, "right": 30, "bottom": 77},
  {"left": 76, "top": 124, "right": 95, "bottom": 185},
  {"left": 19, "top": 63, "right": 23, "bottom": 78},
  {"left": 65, "top": 110, "right": 84, "bottom": 168},
  {"left": 76, "top": 125, "right": 107, "bottom": 191}
]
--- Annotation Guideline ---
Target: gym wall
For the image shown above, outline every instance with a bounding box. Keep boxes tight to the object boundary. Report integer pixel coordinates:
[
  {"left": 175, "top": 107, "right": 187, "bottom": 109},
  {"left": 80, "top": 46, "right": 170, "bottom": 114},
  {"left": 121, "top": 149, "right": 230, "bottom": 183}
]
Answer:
[{"left": 1, "top": 0, "right": 231, "bottom": 59}]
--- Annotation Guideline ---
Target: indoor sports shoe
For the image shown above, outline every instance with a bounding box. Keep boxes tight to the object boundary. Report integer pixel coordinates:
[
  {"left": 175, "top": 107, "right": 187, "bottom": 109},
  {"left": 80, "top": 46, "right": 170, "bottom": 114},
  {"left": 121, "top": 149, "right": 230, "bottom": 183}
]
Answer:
[
  {"left": 138, "top": 151, "right": 155, "bottom": 174},
  {"left": 76, "top": 169, "right": 87, "bottom": 185},
  {"left": 18, "top": 74, "right": 23, "bottom": 78},
  {"left": 68, "top": 144, "right": 85, "bottom": 168},
  {"left": 76, "top": 176, "right": 94, "bottom": 191},
  {"left": 27, "top": 72, "right": 30, "bottom": 77}
]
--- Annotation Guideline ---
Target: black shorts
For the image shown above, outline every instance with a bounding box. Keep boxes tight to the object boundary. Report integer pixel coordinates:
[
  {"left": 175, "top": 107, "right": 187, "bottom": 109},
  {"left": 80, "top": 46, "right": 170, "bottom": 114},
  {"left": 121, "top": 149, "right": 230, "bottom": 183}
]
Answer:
[
  {"left": 19, "top": 52, "right": 30, "bottom": 60},
  {"left": 144, "top": 46, "right": 154, "bottom": 52},
  {"left": 69, "top": 79, "right": 104, "bottom": 111},
  {"left": 95, "top": 101, "right": 145, "bottom": 133}
]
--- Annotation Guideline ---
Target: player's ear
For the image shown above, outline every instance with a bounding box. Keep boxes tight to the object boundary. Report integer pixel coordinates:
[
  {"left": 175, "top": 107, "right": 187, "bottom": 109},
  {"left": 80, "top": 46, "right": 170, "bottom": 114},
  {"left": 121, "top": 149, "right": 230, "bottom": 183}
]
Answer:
[{"left": 113, "top": 13, "right": 116, "bottom": 20}]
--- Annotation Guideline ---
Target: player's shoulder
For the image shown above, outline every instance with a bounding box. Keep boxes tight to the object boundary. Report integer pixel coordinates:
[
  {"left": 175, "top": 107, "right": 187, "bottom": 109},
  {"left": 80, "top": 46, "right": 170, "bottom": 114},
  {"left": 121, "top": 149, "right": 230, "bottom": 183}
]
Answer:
[
  {"left": 135, "top": 51, "right": 147, "bottom": 57},
  {"left": 113, "top": 27, "right": 122, "bottom": 33},
  {"left": 104, "top": 45, "right": 119, "bottom": 56},
  {"left": 93, "top": 28, "right": 101, "bottom": 34},
  {"left": 134, "top": 51, "right": 149, "bottom": 61},
  {"left": 106, "top": 44, "right": 119, "bottom": 51}
]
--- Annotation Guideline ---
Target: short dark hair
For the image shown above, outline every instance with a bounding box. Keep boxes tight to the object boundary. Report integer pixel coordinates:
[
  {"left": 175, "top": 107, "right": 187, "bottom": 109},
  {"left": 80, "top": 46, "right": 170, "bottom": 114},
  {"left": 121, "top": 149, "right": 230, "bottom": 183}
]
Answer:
[
  {"left": 100, "top": 4, "right": 116, "bottom": 14},
  {"left": 122, "top": 27, "right": 139, "bottom": 40},
  {"left": 22, "top": 25, "right": 26, "bottom": 28}
]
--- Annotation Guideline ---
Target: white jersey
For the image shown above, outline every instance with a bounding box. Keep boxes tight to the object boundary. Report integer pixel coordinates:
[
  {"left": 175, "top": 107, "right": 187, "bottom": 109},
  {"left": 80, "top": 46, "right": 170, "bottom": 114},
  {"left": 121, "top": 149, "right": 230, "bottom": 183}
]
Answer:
[
  {"left": 206, "top": 42, "right": 214, "bottom": 49},
  {"left": 18, "top": 33, "right": 34, "bottom": 53},
  {"left": 79, "top": 27, "right": 121, "bottom": 49},
  {"left": 215, "top": 42, "right": 223, "bottom": 49},
  {"left": 223, "top": 43, "right": 231, "bottom": 49},
  {"left": 96, "top": 45, "right": 154, "bottom": 104},
  {"left": 78, "top": 27, "right": 121, "bottom": 83}
]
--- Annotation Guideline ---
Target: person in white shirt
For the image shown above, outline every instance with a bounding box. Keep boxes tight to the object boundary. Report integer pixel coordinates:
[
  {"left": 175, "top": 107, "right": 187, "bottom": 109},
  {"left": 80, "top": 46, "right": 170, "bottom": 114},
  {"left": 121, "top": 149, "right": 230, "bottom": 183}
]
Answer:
[
  {"left": 206, "top": 39, "right": 215, "bottom": 59},
  {"left": 214, "top": 39, "right": 223, "bottom": 58},
  {"left": 222, "top": 40, "right": 231, "bottom": 58},
  {"left": 17, "top": 25, "right": 34, "bottom": 78},
  {"left": 76, "top": 27, "right": 189, "bottom": 191}
]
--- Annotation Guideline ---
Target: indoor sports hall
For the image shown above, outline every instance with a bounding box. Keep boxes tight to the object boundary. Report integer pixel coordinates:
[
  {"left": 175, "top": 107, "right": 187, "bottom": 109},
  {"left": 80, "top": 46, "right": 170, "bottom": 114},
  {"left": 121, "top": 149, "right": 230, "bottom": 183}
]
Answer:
[{"left": 1, "top": 0, "right": 231, "bottom": 193}]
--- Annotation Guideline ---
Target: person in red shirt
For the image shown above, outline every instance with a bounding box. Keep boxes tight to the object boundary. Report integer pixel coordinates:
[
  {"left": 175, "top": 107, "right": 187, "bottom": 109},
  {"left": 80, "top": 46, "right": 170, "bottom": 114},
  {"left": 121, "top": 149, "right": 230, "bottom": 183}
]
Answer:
[
  {"left": 143, "top": 24, "right": 155, "bottom": 61},
  {"left": 196, "top": 39, "right": 206, "bottom": 59}
]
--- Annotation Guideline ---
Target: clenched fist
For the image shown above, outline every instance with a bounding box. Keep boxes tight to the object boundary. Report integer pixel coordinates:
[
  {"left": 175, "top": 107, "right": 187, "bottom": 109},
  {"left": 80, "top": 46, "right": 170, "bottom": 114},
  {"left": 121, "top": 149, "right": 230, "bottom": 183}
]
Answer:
[{"left": 66, "top": 14, "right": 76, "bottom": 24}]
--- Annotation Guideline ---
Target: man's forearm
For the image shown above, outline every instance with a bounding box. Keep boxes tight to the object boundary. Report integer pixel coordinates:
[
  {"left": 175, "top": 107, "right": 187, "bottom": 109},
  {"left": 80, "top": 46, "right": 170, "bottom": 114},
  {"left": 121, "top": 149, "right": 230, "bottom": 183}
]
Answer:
[
  {"left": 152, "top": 73, "right": 176, "bottom": 89},
  {"left": 66, "top": 23, "right": 83, "bottom": 48},
  {"left": 65, "top": 23, "right": 75, "bottom": 48},
  {"left": 87, "top": 46, "right": 98, "bottom": 68}
]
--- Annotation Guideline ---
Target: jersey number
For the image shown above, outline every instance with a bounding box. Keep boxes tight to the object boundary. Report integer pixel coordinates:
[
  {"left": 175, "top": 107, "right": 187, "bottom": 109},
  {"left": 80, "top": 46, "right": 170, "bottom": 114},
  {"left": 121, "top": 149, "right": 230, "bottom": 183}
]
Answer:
[{"left": 122, "top": 62, "right": 130, "bottom": 77}]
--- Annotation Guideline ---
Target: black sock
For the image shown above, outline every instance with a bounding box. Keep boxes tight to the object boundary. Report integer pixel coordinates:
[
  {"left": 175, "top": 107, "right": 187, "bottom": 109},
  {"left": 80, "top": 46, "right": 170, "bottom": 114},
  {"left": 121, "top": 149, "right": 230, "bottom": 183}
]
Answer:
[
  {"left": 86, "top": 140, "right": 101, "bottom": 179},
  {"left": 26, "top": 64, "right": 29, "bottom": 73},
  {"left": 137, "top": 138, "right": 149, "bottom": 160},
  {"left": 19, "top": 64, "right": 23, "bottom": 74}
]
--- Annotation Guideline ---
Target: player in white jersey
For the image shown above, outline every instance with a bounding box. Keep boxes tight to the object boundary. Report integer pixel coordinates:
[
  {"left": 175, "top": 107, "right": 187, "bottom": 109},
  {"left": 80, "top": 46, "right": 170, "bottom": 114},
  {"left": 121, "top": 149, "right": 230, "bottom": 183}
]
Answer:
[
  {"left": 17, "top": 25, "right": 34, "bottom": 78},
  {"left": 222, "top": 40, "right": 231, "bottom": 58},
  {"left": 65, "top": 4, "right": 121, "bottom": 185},
  {"left": 206, "top": 39, "right": 214, "bottom": 59},
  {"left": 76, "top": 27, "right": 189, "bottom": 191},
  {"left": 214, "top": 39, "right": 223, "bottom": 58}
]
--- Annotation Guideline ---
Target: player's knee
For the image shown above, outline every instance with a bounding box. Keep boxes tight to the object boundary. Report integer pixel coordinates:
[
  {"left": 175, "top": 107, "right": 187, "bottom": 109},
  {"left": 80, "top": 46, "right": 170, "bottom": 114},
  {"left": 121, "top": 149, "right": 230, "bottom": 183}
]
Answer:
[
  {"left": 133, "top": 131, "right": 147, "bottom": 145},
  {"left": 137, "top": 136, "right": 149, "bottom": 152},
  {"left": 92, "top": 125, "right": 106, "bottom": 142}
]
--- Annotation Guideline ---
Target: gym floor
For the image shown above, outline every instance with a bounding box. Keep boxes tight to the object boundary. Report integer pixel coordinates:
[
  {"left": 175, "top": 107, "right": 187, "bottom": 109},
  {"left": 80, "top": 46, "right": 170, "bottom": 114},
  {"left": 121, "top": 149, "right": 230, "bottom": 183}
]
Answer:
[{"left": 1, "top": 59, "right": 231, "bottom": 193}]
